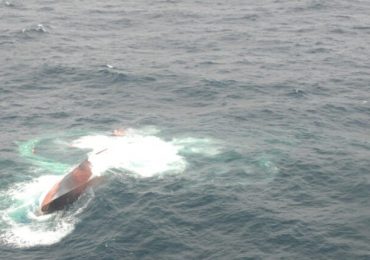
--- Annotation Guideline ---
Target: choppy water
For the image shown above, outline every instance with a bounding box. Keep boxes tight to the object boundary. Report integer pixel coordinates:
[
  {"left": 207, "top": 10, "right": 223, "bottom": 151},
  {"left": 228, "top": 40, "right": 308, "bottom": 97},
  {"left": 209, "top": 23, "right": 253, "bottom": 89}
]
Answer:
[{"left": 1, "top": 0, "right": 370, "bottom": 259}]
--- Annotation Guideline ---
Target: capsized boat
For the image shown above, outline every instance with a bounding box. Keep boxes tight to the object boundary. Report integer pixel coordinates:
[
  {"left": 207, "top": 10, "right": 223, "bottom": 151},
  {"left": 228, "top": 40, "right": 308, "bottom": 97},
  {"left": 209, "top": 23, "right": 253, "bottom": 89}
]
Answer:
[{"left": 40, "top": 159, "right": 99, "bottom": 214}]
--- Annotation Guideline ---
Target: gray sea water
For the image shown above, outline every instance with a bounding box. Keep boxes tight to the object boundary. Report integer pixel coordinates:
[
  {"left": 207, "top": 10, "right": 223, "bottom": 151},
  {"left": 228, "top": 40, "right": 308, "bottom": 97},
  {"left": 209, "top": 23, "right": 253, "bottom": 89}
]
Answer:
[{"left": 1, "top": 0, "right": 370, "bottom": 259}]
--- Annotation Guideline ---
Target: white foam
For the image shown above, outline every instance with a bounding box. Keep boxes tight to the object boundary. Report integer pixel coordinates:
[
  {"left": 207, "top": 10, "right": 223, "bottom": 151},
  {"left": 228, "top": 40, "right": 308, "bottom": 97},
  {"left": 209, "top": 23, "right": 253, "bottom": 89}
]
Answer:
[
  {"left": 2, "top": 217, "right": 75, "bottom": 248},
  {"left": 0, "top": 175, "right": 80, "bottom": 248},
  {"left": 72, "top": 130, "right": 187, "bottom": 178}
]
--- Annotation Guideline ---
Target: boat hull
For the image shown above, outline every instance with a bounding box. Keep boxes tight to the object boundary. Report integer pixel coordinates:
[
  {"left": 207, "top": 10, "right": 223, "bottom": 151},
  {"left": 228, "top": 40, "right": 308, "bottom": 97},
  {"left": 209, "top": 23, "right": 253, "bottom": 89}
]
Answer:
[{"left": 40, "top": 159, "right": 97, "bottom": 214}]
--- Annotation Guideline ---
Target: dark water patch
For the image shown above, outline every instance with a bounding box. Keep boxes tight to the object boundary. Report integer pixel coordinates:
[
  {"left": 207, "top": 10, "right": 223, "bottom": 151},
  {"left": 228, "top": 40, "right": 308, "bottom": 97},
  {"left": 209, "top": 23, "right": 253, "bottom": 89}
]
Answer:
[
  {"left": 37, "top": 6, "right": 54, "bottom": 12},
  {"left": 329, "top": 28, "right": 347, "bottom": 34},
  {"left": 75, "top": 116, "right": 121, "bottom": 126},
  {"left": 224, "top": 92, "right": 246, "bottom": 100},
  {"left": 350, "top": 141, "right": 370, "bottom": 151},
  {"left": 40, "top": 64, "right": 80, "bottom": 77},
  {"left": 47, "top": 111, "right": 70, "bottom": 119},
  {"left": 344, "top": 118, "right": 370, "bottom": 129},
  {"left": 312, "top": 147, "right": 350, "bottom": 157},
  {"left": 306, "top": 47, "right": 332, "bottom": 54},
  {"left": 201, "top": 79, "right": 238, "bottom": 89},
  {"left": 173, "top": 85, "right": 219, "bottom": 101},
  {"left": 225, "top": 13, "right": 259, "bottom": 22},
  {"left": 310, "top": 83, "right": 332, "bottom": 97},
  {"left": 321, "top": 103, "right": 348, "bottom": 113},
  {"left": 353, "top": 26, "right": 370, "bottom": 30}
]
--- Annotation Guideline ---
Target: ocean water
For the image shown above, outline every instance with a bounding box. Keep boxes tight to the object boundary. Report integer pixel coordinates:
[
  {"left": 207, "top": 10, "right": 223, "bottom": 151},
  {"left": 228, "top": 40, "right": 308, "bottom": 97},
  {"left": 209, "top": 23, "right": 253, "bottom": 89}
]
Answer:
[{"left": 1, "top": 0, "right": 370, "bottom": 259}]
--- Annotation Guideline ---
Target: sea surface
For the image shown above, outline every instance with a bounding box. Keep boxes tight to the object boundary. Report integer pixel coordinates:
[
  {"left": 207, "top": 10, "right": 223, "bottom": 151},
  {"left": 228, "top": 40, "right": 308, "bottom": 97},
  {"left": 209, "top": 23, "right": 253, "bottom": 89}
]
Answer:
[{"left": 1, "top": 0, "right": 370, "bottom": 259}]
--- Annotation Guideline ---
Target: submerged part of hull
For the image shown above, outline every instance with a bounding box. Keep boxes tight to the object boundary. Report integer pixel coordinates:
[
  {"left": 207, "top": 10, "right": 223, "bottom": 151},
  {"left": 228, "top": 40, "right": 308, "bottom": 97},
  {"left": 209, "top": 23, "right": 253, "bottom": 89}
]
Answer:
[{"left": 40, "top": 159, "right": 96, "bottom": 214}]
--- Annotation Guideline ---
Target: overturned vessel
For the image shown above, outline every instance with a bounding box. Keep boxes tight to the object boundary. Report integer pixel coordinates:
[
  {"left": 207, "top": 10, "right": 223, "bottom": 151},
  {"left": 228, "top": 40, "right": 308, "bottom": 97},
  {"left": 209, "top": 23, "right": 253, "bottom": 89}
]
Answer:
[{"left": 40, "top": 159, "right": 99, "bottom": 214}]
